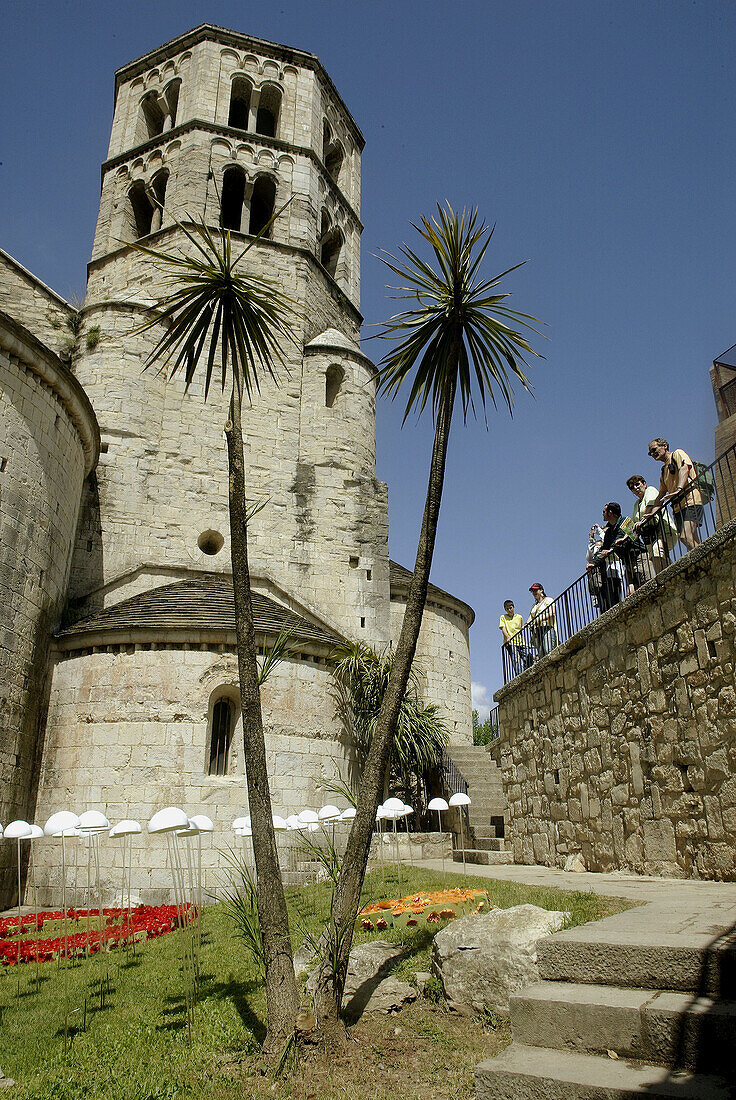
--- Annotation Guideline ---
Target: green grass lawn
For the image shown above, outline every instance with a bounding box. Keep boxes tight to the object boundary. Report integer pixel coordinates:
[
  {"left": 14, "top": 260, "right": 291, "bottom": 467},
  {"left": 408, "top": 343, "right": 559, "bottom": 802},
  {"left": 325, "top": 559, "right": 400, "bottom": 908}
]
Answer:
[{"left": 0, "top": 867, "right": 631, "bottom": 1100}]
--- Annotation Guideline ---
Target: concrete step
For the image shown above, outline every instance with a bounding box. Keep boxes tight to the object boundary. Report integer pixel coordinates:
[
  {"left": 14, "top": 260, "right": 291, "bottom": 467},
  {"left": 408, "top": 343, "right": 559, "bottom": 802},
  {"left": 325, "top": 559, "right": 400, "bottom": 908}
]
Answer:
[
  {"left": 511, "top": 981, "right": 736, "bottom": 1074},
  {"left": 538, "top": 927, "right": 736, "bottom": 998},
  {"left": 468, "top": 837, "right": 508, "bottom": 851},
  {"left": 476, "top": 1044, "right": 731, "bottom": 1100},
  {"left": 452, "top": 849, "right": 513, "bottom": 866}
]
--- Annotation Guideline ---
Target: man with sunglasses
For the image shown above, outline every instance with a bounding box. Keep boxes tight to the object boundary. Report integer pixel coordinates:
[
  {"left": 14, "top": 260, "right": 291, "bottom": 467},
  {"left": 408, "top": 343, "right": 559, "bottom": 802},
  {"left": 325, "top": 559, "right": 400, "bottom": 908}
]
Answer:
[{"left": 640, "top": 438, "right": 703, "bottom": 551}]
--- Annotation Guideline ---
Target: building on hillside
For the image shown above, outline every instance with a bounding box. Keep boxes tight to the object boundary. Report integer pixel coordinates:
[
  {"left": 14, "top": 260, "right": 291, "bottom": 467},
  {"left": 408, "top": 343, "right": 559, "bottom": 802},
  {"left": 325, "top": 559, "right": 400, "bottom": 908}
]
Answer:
[{"left": 0, "top": 24, "right": 474, "bottom": 905}]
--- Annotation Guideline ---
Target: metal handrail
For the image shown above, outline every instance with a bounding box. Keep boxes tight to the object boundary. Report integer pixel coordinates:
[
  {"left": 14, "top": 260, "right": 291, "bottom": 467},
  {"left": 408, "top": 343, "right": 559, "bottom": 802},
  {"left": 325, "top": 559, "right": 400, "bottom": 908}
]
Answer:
[
  {"left": 501, "top": 443, "right": 736, "bottom": 685},
  {"left": 439, "top": 748, "right": 469, "bottom": 798}
]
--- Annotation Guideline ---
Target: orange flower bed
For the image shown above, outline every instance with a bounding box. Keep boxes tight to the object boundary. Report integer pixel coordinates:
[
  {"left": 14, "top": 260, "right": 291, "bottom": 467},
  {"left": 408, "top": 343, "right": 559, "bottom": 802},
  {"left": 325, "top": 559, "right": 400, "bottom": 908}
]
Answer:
[{"left": 360, "top": 888, "right": 486, "bottom": 918}]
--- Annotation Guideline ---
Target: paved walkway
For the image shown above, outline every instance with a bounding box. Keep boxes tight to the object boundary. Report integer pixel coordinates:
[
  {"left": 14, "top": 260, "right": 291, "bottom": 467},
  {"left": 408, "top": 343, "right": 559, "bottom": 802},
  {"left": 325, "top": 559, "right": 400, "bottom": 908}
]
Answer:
[{"left": 413, "top": 858, "right": 736, "bottom": 939}]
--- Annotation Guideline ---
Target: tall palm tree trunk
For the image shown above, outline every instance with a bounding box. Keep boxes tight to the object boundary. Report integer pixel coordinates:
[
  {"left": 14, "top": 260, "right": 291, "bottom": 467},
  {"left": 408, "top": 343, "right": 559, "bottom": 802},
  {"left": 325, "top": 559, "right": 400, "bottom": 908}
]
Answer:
[
  {"left": 314, "top": 373, "right": 457, "bottom": 1030},
  {"left": 225, "top": 383, "right": 298, "bottom": 1051}
]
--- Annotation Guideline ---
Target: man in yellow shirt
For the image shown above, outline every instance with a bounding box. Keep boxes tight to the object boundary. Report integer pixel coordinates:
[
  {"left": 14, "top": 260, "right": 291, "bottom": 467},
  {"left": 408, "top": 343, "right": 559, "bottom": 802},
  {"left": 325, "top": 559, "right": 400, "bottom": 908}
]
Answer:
[
  {"left": 642, "top": 438, "right": 703, "bottom": 551},
  {"left": 499, "top": 600, "right": 529, "bottom": 678}
]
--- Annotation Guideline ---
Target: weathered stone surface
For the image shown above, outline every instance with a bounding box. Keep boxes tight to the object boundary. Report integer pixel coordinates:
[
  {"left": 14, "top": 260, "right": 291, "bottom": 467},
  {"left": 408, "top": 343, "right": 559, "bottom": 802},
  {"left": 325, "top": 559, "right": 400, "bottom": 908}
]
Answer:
[
  {"left": 432, "top": 905, "right": 568, "bottom": 1015},
  {"left": 0, "top": 27, "right": 476, "bottom": 907},
  {"left": 308, "top": 940, "right": 415, "bottom": 1020},
  {"left": 496, "top": 521, "right": 736, "bottom": 882},
  {"left": 563, "top": 852, "right": 586, "bottom": 873}
]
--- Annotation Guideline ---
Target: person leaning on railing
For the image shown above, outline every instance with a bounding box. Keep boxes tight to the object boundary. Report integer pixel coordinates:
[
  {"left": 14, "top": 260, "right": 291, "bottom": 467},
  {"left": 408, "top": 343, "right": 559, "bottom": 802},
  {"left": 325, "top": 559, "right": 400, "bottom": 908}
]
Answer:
[
  {"left": 625, "top": 473, "right": 677, "bottom": 574},
  {"left": 638, "top": 438, "right": 704, "bottom": 551},
  {"left": 526, "top": 583, "right": 558, "bottom": 657},
  {"left": 499, "top": 599, "right": 534, "bottom": 677}
]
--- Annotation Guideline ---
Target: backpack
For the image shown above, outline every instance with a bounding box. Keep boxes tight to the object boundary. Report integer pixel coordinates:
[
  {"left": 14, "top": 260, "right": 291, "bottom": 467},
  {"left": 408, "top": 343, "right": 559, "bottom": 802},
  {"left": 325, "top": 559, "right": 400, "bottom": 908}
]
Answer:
[{"left": 693, "top": 461, "right": 715, "bottom": 504}]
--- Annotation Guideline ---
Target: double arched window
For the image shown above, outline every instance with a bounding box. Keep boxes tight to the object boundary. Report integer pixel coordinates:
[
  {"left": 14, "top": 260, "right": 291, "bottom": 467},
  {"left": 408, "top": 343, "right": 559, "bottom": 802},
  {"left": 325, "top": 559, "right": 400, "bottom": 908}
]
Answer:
[
  {"left": 126, "top": 171, "right": 168, "bottom": 240},
  {"left": 219, "top": 170, "right": 276, "bottom": 237},
  {"left": 138, "top": 80, "right": 181, "bottom": 142},
  {"left": 227, "top": 79, "right": 281, "bottom": 138}
]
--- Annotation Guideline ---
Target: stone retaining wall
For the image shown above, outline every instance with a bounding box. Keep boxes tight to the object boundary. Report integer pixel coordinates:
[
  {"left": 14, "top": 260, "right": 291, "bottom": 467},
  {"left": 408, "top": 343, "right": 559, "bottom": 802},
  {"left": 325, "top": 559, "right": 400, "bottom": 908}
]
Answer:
[{"left": 495, "top": 521, "right": 736, "bottom": 880}]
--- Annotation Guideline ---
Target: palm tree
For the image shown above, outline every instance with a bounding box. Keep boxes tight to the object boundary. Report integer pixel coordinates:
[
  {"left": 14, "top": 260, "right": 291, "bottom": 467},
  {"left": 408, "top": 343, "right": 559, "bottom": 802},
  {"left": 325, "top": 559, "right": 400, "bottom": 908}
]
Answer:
[
  {"left": 130, "top": 215, "right": 299, "bottom": 1052},
  {"left": 313, "top": 204, "right": 540, "bottom": 1032},
  {"left": 331, "top": 640, "right": 448, "bottom": 806}
]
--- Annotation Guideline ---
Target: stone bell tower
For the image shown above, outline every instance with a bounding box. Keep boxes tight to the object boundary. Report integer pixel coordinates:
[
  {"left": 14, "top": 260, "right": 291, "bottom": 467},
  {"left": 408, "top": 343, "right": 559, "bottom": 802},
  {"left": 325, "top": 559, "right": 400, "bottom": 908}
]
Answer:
[{"left": 70, "top": 24, "right": 390, "bottom": 644}]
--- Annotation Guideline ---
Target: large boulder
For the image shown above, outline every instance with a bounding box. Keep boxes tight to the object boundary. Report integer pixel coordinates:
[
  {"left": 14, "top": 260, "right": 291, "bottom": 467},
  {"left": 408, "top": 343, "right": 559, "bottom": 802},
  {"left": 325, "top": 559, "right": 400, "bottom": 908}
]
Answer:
[
  {"left": 432, "top": 904, "right": 568, "bottom": 1015},
  {"left": 307, "top": 939, "right": 416, "bottom": 1020}
]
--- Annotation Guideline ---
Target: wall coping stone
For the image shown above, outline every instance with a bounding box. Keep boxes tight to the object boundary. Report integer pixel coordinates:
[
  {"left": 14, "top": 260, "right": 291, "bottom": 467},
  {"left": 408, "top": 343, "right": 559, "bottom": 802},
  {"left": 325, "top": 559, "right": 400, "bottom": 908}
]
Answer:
[{"left": 494, "top": 516, "right": 736, "bottom": 705}]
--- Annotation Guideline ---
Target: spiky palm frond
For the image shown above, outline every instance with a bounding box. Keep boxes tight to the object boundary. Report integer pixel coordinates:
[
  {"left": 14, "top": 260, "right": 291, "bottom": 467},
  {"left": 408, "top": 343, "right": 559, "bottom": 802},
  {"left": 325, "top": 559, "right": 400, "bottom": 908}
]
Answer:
[
  {"left": 375, "top": 202, "right": 542, "bottom": 423},
  {"left": 129, "top": 208, "right": 296, "bottom": 402},
  {"left": 331, "top": 641, "right": 447, "bottom": 780},
  {"left": 258, "top": 621, "right": 297, "bottom": 686}
]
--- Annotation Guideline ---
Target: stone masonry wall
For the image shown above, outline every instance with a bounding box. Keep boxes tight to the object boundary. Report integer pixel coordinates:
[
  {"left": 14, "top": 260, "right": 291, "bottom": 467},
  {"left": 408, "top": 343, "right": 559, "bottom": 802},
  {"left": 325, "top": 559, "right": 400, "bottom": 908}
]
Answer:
[
  {"left": 496, "top": 521, "right": 736, "bottom": 880},
  {"left": 389, "top": 595, "right": 473, "bottom": 743},
  {"left": 0, "top": 316, "right": 98, "bottom": 905},
  {"left": 33, "top": 645, "right": 355, "bottom": 904}
]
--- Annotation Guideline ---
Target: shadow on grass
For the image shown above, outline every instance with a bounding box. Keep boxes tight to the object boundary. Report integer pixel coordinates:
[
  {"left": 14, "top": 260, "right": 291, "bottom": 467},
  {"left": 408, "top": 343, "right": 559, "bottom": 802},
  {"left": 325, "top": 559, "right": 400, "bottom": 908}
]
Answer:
[{"left": 204, "top": 977, "right": 266, "bottom": 1045}]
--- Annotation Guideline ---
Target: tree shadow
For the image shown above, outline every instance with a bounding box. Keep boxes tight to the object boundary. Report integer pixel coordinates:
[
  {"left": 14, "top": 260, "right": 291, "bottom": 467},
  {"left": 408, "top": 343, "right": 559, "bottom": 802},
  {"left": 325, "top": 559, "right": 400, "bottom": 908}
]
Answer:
[{"left": 642, "top": 915, "right": 736, "bottom": 1094}]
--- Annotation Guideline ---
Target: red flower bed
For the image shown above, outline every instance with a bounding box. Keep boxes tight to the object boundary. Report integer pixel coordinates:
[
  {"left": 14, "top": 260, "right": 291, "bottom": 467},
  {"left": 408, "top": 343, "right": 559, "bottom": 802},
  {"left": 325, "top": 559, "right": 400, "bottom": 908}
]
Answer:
[{"left": 0, "top": 905, "right": 193, "bottom": 966}]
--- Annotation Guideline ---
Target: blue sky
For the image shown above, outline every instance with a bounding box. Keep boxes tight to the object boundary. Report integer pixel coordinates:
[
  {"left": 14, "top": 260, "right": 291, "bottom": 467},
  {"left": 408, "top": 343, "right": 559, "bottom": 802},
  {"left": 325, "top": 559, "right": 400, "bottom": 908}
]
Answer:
[{"left": 2, "top": 1, "right": 734, "bottom": 711}]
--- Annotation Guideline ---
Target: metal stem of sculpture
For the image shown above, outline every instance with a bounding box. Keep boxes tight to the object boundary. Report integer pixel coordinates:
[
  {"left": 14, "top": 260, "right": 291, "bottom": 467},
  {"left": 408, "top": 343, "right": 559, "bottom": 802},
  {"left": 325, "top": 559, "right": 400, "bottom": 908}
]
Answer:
[{"left": 428, "top": 797, "right": 449, "bottom": 880}]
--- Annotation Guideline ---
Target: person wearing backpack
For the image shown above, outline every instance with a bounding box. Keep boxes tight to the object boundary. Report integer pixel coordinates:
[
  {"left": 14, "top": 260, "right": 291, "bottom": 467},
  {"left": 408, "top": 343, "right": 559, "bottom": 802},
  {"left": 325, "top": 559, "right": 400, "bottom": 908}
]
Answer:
[{"left": 641, "top": 438, "right": 704, "bottom": 551}]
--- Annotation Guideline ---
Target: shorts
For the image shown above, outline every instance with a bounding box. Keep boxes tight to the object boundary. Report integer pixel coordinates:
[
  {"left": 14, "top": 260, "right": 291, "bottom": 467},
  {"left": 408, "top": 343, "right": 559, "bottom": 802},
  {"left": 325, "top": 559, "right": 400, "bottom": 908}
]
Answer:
[{"left": 674, "top": 504, "right": 704, "bottom": 532}]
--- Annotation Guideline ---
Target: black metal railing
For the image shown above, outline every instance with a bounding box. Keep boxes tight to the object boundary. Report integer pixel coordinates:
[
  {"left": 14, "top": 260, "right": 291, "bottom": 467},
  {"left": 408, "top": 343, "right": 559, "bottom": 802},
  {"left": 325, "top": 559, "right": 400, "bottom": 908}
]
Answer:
[
  {"left": 439, "top": 748, "right": 469, "bottom": 798},
  {"left": 501, "top": 444, "right": 736, "bottom": 684},
  {"left": 487, "top": 705, "right": 500, "bottom": 743}
]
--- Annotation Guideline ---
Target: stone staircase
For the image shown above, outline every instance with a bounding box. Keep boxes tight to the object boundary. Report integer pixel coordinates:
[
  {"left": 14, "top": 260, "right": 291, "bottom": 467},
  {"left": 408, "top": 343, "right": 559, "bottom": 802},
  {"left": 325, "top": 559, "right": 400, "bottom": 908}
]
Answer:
[
  {"left": 476, "top": 904, "right": 736, "bottom": 1098},
  {"left": 444, "top": 743, "right": 512, "bottom": 866}
]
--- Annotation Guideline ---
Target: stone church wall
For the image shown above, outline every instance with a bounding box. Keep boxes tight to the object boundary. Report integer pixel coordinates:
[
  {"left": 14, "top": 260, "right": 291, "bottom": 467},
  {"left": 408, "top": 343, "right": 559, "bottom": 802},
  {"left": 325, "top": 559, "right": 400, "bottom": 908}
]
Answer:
[
  {"left": 496, "top": 521, "right": 736, "bottom": 880},
  {"left": 32, "top": 645, "right": 355, "bottom": 904},
  {"left": 390, "top": 595, "right": 474, "bottom": 743},
  {"left": 0, "top": 315, "right": 98, "bottom": 904}
]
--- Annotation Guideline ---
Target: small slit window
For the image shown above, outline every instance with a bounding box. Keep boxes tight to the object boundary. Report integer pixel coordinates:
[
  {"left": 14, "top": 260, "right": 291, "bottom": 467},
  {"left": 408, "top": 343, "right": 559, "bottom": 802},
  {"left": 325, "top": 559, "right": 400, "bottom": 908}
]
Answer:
[
  {"left": 228, "top": 77, "right": 251, "bottom": 130},
  {"left": 208, "top": 697, "right": 233, "bottom": 776},
  {"left": 249, "top": 175, "right": 276, "bottom": 237},
  {"left": 325, "top": 364, "right": 345, "bottom": 408},
  {"left": 256, "top": 84, "right": 281, "bottom": 138},
  {"left": 220, "top": 166, "right": 246, "bottom": 232}
]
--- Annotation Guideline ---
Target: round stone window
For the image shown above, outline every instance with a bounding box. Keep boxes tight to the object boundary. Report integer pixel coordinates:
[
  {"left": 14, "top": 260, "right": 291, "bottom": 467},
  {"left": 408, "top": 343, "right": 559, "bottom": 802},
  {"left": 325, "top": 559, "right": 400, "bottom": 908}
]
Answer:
[{"left": 198, "top": 530, "right": 224, "bottom": 556}]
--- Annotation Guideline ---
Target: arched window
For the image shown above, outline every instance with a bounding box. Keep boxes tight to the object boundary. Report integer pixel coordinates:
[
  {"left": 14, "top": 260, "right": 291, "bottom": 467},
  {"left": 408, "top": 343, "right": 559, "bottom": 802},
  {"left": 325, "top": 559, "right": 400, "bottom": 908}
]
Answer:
[
  {"left": 256, "top": 84, "right": 281, "bottom": 138},
  {"left": 128, "top": 179, "right": 154, "bottom": 239},
  {"left": 228, "top": 76, "right": 252, "bottom": 130},
  {"left": 322, "top": 120, "right": 332, "bottom": 160},
  {"left": 325, "top": 364, "right": 345, "bottom": 408},
  {"left": 208, "top": 697, "right": 233, "bottom": 776},
  {"left": 321, "top": 226, "right": 343, "bottom": 278},
  {"left": 140, "top": 93, "right": 165, "bottom": 140},
  {"left": 220, "top": 166, "right": 246, "bottom": 232},
  {"left": 325, "top": 140, "right": 344, "bottom": 185},
  {"left": 163, "top": 80, "right": 181, "bottom": 128},
  {"left": 149, "top": 171, "right": 168, "bottom": 233},
  {"left": 249, "top": 175, "right": 276, "bottom": 237}
]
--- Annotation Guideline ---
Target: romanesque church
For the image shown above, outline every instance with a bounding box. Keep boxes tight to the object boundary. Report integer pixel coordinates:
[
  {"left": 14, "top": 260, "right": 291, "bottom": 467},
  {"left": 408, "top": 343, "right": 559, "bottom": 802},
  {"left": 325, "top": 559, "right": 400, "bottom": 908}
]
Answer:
[{"left": 0, "top": 25, "right": 474, "bottom": 904}]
